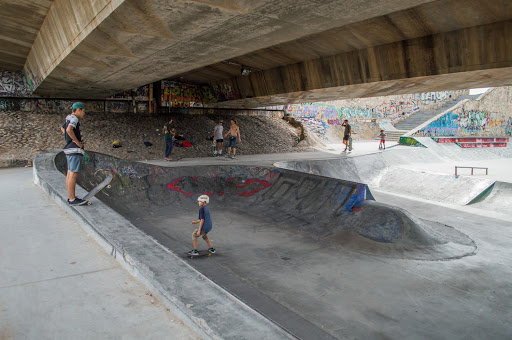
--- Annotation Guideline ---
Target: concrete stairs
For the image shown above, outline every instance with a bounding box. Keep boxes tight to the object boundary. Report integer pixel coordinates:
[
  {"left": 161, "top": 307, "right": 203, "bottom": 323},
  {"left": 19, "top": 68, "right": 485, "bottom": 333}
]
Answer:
[
  {"left": 393, "top": 95, "right": 479, "bottom": 132},
  {"left": 381, "top": 129, "right": 408, "bottom": 142}
]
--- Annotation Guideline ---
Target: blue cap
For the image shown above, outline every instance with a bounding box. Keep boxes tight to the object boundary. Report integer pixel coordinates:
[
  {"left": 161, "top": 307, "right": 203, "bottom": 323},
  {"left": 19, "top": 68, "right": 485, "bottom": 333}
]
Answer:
[{"left": 72, "top": 102, "right": 86, "bottom": 110}]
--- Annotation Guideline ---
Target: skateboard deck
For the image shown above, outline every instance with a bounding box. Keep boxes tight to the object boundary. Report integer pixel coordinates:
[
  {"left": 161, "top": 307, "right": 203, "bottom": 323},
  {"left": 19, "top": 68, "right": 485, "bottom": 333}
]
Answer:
[
  {"left": 185, "top": 250, "right": 214, "bottom": 259},
  {"left": 348, "top": 137, "right": 353, "bottom": 151},
  {"left": 76, "top": 173, "right": 113, "bottom": 206}
]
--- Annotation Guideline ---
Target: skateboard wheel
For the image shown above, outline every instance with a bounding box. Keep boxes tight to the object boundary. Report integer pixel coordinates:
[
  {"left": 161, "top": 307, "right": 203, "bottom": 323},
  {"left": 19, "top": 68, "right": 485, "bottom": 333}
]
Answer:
[
  {"left": 107, "top": 185, "right": 111, "bottom": 188},
  {"left": 87, "top": 202, "right": 92, "bottom": 205}
]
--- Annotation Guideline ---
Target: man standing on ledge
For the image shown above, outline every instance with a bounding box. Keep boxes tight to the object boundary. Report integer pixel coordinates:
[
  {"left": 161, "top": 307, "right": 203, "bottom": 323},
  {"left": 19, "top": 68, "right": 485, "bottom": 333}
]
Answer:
[{"left": 63, "top": 102, "right": 86, "bottom": 205}]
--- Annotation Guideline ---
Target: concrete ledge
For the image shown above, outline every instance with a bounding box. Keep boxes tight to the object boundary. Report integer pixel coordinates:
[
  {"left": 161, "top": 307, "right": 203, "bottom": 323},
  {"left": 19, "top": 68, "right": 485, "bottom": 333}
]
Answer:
[
  {"left": 33, "top": 150, "right": 293, "bottom": 340},
  {"left": 0, "top": 159, "right": 32, "bottom": 168}
]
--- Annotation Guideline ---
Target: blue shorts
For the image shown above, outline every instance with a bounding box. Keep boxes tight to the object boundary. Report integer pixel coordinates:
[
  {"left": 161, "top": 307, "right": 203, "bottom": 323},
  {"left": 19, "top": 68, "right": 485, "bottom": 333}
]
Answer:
[
  {"left": 66, "top": 154, "right": 83, "bottom": 172},
  {"left": 227, "top": 136, "right": 238, "bottom": 148}
]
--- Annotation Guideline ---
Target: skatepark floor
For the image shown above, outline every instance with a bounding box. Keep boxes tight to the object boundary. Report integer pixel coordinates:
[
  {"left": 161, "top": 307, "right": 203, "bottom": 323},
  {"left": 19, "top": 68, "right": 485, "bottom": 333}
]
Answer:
[
  {"left": 0, "top": 167, "right": 200, "bottom": 340},
  {"left": 6, "top": 139, "right": 512, "bottom": 339}
]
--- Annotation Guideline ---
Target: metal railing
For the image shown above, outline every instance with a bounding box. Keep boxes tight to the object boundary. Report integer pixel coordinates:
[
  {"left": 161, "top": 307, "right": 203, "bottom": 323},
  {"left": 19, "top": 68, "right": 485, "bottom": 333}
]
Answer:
[{"left": 455, "top": 166, "right": 488, "bottom": 176}]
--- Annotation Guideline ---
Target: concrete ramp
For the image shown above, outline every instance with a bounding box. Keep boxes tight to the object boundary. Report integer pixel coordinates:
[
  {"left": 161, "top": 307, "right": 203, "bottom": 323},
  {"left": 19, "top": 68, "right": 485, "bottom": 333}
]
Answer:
[
  {"left": 275, "top": 153, "right": 495, "bottom": 206},
  {"left": 468, "top": 181, "right": 512, "bottom": 212},
  {"left": 54, "top": 151, "right": 475, "bottom": 260}
]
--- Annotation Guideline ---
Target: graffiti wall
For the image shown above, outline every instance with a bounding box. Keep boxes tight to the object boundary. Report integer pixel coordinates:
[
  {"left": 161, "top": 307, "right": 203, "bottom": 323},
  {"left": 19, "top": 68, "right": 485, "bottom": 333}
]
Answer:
[
  {"left": 285, "top": 90, "right": 466, "bottom": 140},
  {"left": 0, "top": 71, "right": 32, "bottom": 97},
  {"left": 160, "top": 81, "right": 240, "bottom": 108},
  {"left": 414, "top": 87, "right": 512, "bottom": 137}
]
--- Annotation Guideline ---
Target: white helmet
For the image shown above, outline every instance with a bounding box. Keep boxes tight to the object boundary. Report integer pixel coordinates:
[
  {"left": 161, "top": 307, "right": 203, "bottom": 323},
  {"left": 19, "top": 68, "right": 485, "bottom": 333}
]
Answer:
[{"left": 197, "top": 195, "right": 210, "bottom": 204}]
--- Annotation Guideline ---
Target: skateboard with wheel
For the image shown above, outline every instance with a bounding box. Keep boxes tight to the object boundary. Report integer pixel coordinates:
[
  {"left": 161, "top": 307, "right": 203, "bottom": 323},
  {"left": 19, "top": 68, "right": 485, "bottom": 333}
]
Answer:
[
  {"left": 185, "top": 250, "right": 214, "bottom": 259},
  {"left": 348, "top": 137, "right": 353, "bottom": 151},
  {"left": 75, "top": 172, "right": 113, "bottom": 206}
]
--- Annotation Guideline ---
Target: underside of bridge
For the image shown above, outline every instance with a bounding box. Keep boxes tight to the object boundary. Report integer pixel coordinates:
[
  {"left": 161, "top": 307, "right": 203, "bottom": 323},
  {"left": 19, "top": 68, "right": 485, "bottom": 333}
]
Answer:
[{"left": 1, "top": 0, "right": 511, "bottom": 107}]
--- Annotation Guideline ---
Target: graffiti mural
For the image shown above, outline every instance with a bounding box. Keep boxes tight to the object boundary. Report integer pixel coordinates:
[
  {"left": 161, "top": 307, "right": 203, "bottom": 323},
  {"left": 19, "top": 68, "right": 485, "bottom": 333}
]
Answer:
[
  {"left": 399, "top": 137, "right": 426, "bottom": 147},
  {"left": 0, "top": 71, "right": 32, "bottom": 97},
  {"left": 415, "top": 109, "right": 512, "bottom": 137}
]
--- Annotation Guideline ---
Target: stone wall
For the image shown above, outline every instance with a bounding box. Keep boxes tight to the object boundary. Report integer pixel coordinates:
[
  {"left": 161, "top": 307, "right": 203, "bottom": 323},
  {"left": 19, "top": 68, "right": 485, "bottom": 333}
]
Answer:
[{"left": 412, "top": 87, "right": 512, "bottom": 137}]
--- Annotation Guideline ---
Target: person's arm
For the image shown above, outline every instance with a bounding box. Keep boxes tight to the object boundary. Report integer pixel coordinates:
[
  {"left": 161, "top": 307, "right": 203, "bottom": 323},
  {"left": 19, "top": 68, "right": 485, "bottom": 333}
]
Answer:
[
  {"left": 66, "top": 125, "right": 83, "bottom": 148},
  {"left": 237, "top": 126, "right": 241, "bottom": 142},
  {"left": 197, "top": 219, "right": 204, "bottom": 236}
]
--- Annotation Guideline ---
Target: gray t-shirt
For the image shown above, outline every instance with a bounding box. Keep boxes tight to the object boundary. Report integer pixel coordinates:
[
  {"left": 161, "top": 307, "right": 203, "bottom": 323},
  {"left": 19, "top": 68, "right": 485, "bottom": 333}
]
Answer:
[{"left": 214, "top": 125, "right": 223, "bottom": 140}]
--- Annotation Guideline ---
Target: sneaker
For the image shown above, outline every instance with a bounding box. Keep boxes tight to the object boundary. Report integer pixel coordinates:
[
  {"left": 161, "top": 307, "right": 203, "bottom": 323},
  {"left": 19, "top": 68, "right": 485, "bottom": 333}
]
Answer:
[
  {"left": 187, "top": 249, "right": 199, "bottom": 256},
  {"left": 67, "top": 197, "right": 81, "bottom": 203},
  {"left": 209, "top": 247, "right": 216, "bottom": 254},
  {"left": 225, "top": 154, "right": 231, "bottom": 158},
  {"left": 231, "top": 154, "right": 236, "bottom": 159},
  {"left": 165, "top": 157, "right": 171, "bottom": 161},
  {"left": 68, "top": 198, "right": 86, "bottom": 205}
]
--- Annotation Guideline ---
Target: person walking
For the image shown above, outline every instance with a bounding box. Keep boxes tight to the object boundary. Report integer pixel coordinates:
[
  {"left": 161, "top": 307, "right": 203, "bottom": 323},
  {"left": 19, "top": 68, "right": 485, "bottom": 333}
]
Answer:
[
  {"left": 63, "top": 102, "right": 86, "bottom": 205},
  {"left": 224, "top": 119, "right": 241, "bottom": 159}
]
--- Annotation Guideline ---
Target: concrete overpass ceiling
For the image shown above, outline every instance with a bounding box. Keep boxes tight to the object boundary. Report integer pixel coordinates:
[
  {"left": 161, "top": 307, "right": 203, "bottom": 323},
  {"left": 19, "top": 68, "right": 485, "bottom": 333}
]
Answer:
[
  {"left": 28, "top": 0, "right": 437, "bottom": 97},
  {"left": 0, "top": 0, "right": 53, "bottom": 71},
  {"left": 173, "top": 0, "right": 512, "bottom": 83},
  {"left": 3, "top": 0, "right": 511, "bottom": 103}
]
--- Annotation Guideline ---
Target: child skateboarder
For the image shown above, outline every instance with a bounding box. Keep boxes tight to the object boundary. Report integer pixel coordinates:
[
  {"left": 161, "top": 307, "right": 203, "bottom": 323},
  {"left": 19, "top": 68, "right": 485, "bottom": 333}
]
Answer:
[
  {"left": 379, "top": 130, "right": 386, "bottom": 150},
  {"left": 188, "top": 195, "right": 216, "bottom": 256}
]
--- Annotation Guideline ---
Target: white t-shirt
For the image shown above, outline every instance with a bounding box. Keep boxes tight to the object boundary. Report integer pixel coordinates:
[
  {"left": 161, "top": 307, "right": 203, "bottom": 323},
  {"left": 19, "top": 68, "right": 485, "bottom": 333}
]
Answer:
[{"left": 214, "top": 125, "right": 223, "bottom": 140}]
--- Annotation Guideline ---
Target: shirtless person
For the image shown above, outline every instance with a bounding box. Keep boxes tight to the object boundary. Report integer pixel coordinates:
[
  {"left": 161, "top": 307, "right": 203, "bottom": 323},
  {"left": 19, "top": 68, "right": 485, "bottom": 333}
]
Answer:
[{"left": 224, "top": 119, "right": 241, "bottom": 159}]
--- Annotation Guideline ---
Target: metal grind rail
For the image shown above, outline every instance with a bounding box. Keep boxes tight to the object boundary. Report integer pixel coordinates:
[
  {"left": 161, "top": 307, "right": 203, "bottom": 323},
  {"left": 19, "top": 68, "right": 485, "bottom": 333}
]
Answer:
[{"left": 455, "top": 166, "right": 488, "bottom": 176}]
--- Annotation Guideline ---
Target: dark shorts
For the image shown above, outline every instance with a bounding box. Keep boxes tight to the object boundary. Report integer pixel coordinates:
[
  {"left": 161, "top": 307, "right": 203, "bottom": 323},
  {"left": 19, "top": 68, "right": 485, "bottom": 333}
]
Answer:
[
  {"left": 216, "top": 139, "right": 223, "bottom": 143},
  {"left": 227, "top": 136, "right": 237, "bottom": 148},
  {"left": 343, "top": 135, "right": 349, "bottom": 141}
]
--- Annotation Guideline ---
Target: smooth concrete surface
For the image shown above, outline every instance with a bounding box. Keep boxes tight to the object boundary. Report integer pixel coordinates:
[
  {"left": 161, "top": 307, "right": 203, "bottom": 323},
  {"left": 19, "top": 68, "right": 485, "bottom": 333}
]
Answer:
[
  {"left": 32, "top": 150, "right": 295, "bottom": 340},
  {"left": 29, "top": 143, "right": 512, "bottom": 339},
  {"left": 0, "top": 167, "right": 199, "bottom": 340}
]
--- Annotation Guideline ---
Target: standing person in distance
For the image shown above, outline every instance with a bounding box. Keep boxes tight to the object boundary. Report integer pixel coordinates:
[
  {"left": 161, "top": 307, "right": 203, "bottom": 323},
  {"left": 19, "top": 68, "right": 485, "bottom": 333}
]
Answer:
[
  {"left": 63, "top": 102, "right": 86, "bottom": 205},
  {"left": 213, "top": 120, "right": 224, "bottom": 157},
  {"left": 342, "top": 119, "right": 351, "bottom": 152},
  {"left": 379, "top": 130, "right": 386, "bottom": 150},
  {"left": 224, "top": 119, "right": 242, "bottom": 159},
  {"left": 163, "top": 118, "right": 174, "bottom": 160}
]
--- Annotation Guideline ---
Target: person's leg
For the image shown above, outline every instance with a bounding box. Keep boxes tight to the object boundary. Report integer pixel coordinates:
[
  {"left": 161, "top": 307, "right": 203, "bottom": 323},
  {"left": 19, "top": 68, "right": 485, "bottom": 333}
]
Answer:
[
  {"left": 192, "top": 230, "right": 199, "bottom": 250},
  {"left": 203, "top": 235, "right": 212, "bottom": 248},
  {"left": 67, "top": 171, "right": 79, "bottom": 200},
  {"left": 165, "top": 139, "right": 171, "bottom": 158}
]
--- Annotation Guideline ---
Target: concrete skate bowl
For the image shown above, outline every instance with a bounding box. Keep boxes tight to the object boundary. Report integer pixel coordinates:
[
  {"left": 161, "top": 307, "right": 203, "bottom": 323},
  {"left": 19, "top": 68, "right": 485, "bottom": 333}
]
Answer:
[
  {"left": 54, "top": 151, "right": 475, "bottom": 261},
  {"left": 275, "top": 152, "right": 496, "bottom": 206}
]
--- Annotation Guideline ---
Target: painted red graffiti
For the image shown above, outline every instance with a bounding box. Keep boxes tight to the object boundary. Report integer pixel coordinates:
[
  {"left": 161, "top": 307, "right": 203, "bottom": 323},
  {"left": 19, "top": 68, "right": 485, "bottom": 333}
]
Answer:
[
  {"left": 233, "top": 178, "right": 272, "bottom": 197},
  {"left": 166, "top": 176, "right": 272, "bottom": 198},
  {"left": 166, "top": 177, "right": 194, "bottom": 197}
]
